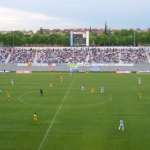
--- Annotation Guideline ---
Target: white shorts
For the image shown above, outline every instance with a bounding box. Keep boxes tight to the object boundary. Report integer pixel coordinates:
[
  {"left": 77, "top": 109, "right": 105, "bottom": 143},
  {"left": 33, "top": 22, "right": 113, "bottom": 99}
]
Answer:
[{"left": 120, "top": 124, "right": 124, "bottom": 127}]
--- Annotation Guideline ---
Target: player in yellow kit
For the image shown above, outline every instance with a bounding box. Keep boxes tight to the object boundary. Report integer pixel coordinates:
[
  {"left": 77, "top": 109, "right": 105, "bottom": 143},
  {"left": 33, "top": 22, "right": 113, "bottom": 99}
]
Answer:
[
  {"left": 49, "top": 82, "right": 52, "bottom": 88},
  {"left": 60, "top": 75, "right": 63, "bottom": 82},
  {"left": 91, "top": 87, "right": 94, "bottom": 94},
  {"left": 7, "top": 91, "right": 10, "bottom": 101},
  {"left": 138, "top": 92, "right": 141, "bottom": 100},
  {"left": 33, "top": 112, "right": 37, "bottom": 125}
]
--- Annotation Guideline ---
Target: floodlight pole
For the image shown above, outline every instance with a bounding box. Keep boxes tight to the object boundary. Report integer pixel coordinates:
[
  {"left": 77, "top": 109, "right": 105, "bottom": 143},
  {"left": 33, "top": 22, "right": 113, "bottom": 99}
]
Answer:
[
  {"left": 134, "top": 32, "right": 135, "bottom": 47},
  {"left": 13, "top": 32, "right": 14, "bottom": 49}
]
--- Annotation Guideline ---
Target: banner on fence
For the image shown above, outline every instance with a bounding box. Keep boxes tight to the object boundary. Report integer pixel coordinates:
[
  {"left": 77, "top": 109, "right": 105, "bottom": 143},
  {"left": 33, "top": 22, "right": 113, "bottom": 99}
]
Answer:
[
  {"left": 91, "top": 66, "right": 100, "bottom": 72},
  {"left": 0, "top": 70, "right": 11, "bottom": 73},
  {"left": 70, "top": 66, "right": 79, "bottom": 72},
  {"left": 17, "top": 63, "right": 28, "bottom": 66},
  {"left": 116, "top": 71, "right": 132, "bottom": 74},
  {"left": 68, "top": 63, "right": 77, "bottom": 66},
  {"left": 16, "top": 70, "right": 32, "bottom": 74},
  {"left": 56, "top": 63, "right": 68, "bottom": 66}
]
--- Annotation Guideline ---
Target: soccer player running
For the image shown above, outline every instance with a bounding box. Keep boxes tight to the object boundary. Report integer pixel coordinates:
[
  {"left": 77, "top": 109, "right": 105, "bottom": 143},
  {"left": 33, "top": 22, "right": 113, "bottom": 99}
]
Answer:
[
  {"left": 138, "top": 92, "right": 141, "bottom": 100},
  {"left": 7, "top": 91, "right": 10, "bottom": 101},
  {"left": 101, "top": 85, "right": 104, "bottom": 94},
  {"left": 91, "top": 87, "right": 94, "bottom": 94},
  {"left": 82, "top": 83, "right": 85, "bottom": 91},
  {"left": 118, "top": 118, "right": 124, "bottom": 131},
  {"left": 11, "top": 78, "right": 14, "bottom": 85},
  {"left": 49, "top": 82, "right": 52, "bottom": 89},
  {"left": 60, "top": 75, "right": 63, "bottom": 82},
  {"left": 70, "top": 70, "right": 72, "bottom": 76},
  {"left": 139, "top": 76, "right": 141, "bottom": 84},
  {"left": 33, "top": 112, "right": 37, "bottom": 125},
  {"left": 40, "top": 88, "right": 43, "bottom": 96}
]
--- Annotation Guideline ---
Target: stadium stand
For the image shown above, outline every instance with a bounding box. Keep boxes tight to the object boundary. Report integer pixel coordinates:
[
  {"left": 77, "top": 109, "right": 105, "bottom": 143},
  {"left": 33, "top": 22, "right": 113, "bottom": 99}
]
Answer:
[
  {"left": 0, "top": 48, "right": 11, "bottom": 63},
  {"left": 120, "top": 48, "right": 148, "bottom": 64},
  {"left": 0, "top": 47, "right": 149, "bottom": 64},
  {"left": 36, "top": 48, "right": 88, "bottom": 63},
  {"left": 88, "top": 48, "right": 120, "bottom": 63},
  {"left": 9, "top": 48, "right": 36, "bottom": 63}
]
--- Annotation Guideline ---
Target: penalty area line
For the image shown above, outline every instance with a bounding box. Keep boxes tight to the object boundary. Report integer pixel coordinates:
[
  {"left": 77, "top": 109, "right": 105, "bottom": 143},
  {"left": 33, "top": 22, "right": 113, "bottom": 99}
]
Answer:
[{"left": 38, "top": 75, "right": 76, "bottom": 150}]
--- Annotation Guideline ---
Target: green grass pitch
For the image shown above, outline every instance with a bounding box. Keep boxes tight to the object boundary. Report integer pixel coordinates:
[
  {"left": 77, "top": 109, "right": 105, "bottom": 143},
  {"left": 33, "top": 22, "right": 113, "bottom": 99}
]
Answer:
[{"left": 0, "top": 72, "right": 150, "bottom": 150}]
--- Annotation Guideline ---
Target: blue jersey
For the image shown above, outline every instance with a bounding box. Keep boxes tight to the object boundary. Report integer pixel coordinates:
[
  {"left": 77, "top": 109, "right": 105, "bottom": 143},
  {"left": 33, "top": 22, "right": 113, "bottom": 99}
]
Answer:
[
  {"left": 11, "top": 79, "right": 13, "bottom": 82},
  {"left": 139, "top": 77, "right": 141, "bottom": 81},
  {"left": 82, "top": 84, "right": 84, "bottom": 87},
  {"left": 120, "top": 119, "right": 124, "bottom": 124},
  {"left": 101, "top": 86, "right": 104, "bottom": 89}
]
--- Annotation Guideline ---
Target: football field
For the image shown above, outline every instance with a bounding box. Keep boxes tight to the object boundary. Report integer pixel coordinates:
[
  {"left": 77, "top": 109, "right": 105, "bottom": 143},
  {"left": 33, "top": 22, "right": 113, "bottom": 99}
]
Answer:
[{"left": 0, "top": 72, "right": 150, "bottom": 150}]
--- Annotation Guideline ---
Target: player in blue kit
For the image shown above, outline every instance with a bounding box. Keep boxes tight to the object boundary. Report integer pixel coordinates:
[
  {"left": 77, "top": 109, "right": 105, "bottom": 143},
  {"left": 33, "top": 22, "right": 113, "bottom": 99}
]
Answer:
[
  {"left": 139, "top": 76, "right": 141, "bottom": 84},
  {"left": 11, "top": 78, "right": 14, "bottom": 85},
  {"left": 118, "top": 118, "right": 124, "bottom": 131},
  {"left": 101, "top": 85, "right": 104, "bottom": 93},
  {"left": 82, "top": 83, "right": 85, "bottom": 91},
  {"left": 70, "top": 70, "right": 72, "bottom": 76}
]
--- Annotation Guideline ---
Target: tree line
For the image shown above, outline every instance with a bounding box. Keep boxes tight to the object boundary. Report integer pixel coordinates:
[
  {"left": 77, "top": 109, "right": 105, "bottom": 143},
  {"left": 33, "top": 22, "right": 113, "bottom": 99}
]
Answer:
[{"left": 0, "top": 29, "right": 150, "bottom": 47}]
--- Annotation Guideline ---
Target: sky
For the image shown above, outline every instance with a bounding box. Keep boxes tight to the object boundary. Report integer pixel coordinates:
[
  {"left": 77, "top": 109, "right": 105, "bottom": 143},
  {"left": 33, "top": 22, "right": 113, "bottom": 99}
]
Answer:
[{"left": 0, "top": 0, "right": 150, "bottom": 33}]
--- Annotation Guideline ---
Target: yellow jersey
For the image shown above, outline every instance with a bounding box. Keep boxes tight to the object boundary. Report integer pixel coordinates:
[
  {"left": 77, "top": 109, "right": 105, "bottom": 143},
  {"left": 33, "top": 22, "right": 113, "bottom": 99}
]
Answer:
[
  {"left": 60, "top": 76, "right": 63, "bottom": 79},
  {"left": 34, "top": 114, "right": 37, "bottom": 122},
  {"left": 91, "top": 88, "right": 94, "bottom": 91},
  {"left": 50, "top": 83, "right": 52, "bottom": 86},
  {"left": 138, "top": 93, "right": 141, "bottom": 97},
  {"left": 34, "top": 114, "right": 36, "bottom": 118},
  {"left": 7, "top": 93, "right": 10, "bottom": 97}
]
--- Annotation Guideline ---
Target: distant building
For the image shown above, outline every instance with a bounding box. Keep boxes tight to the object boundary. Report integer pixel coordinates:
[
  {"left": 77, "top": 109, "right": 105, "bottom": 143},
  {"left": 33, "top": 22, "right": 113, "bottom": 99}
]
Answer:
[{"left": 0, "top": 30, "right": 34, "bottom": 35}]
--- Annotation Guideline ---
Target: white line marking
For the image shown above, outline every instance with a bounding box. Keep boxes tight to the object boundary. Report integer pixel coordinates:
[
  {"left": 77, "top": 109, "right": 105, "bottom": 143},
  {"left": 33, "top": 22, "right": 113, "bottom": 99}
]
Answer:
[
  {"left": 38, "top": 75, "right": 76, "bottom": 150},
  {"left": 18, "top": 91, "right": 112, "bottom": 108}
]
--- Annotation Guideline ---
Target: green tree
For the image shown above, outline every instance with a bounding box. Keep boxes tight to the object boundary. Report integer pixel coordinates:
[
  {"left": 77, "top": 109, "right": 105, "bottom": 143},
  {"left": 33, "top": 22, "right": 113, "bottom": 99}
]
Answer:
[
  {"left": 21, "top": 37, "right": 27, "bottom": 45},
  {"left": 64, "top": 36, "right": 70, "bottom": 46},
  {"left": 39, "top": 35, "right": 43, "bottom": 44},
  {"left": 118, "top": 36, "right": 124, "bottom": 46},
  {"left": 110, "top": 35, "right": 117, "bottom": 45},
  {"left": 42, "top": 35, "right": 49, "bottom": 44},
  {"left": 103, "top": 22, "right": 108, "bottom": 35},
  {"left": 13, "top": 31, "right": 24, "bottom": 38},
  {"left": 120, "top": 29, "right": 128, "bottom": 36},
  {"left": 113, "top": 31, "right": 120, "bottom": 37},
  {"left": 49, "top": 36, "right": 56, "bottom": 45},
  {"left": 90, "top": 26, "right": 91, "bottom": 33},
  {"left": 39, "top": 27, "right": 43, "bottom": 35},
  {"left": 102, "top": 34, "right": 109, "bottom": 45},
  {"left": 57, "top": 37, "right": 63, "bottom": 45},
  {"left": 6, "top": 34, "right": 13, "bottom": 46},
  {"left": 128, "top": 29, "right": 134, "bottom": 37},
  {"left": 32, "top": 34, "right": 39, "bottom": 44},
  {"left": 65, "top": 32, "right": 70, "bottom": 37},
  {"left": 89, "top": 33, "right": 94, "bottom": 45},
  {"left": 94, "top": 36, "right": 99, "bottom": 45},
  {"left": 123, "top": 36, "right": 129, "bottom": 45}
]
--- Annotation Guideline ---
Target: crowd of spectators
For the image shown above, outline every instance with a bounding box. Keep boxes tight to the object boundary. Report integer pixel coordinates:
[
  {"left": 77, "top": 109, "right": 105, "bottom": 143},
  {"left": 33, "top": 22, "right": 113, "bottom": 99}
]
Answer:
[
  {"left": 120, "top": 48, "right": 148, "bottom": 64},
  {"left": 0, "top": 47, "right": 150, "bottom": 64},
  {"left": 88, "top": 48, "right": 120, "bottom": 63},
  {"left": 36, "top": 48, "right": 88, "bottom": 63},
  {"left": 0, "top": 48, "right": 11, "bottom": 63},
  {"left": 9, "top": 48, "right": 36, "bottom": 63}
]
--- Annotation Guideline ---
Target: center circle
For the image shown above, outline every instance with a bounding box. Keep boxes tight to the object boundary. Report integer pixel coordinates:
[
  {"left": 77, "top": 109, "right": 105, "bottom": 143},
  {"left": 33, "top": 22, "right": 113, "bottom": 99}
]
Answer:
[{"left": 18, "top": 90, "right": 111, "bottom": 108}]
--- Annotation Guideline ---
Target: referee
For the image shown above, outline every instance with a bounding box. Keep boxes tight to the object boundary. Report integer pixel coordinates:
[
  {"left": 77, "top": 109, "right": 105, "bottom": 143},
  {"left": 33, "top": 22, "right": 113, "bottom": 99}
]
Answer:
[{"left": 40, "top": 88, "right": 43, "bottom": 96}]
